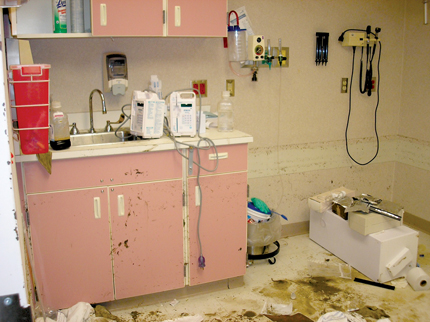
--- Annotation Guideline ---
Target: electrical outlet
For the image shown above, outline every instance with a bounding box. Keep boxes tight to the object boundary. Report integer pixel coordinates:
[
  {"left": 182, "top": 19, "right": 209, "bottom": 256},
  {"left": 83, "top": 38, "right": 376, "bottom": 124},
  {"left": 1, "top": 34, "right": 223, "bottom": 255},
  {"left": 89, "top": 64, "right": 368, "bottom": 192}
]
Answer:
[
  {"left": 371, "top": 77, "right": 376, "bottom": 92},
  {"left": 226, "top": 79, "right": 235, "bottom": 97},
  {"left": 341, "top": 78, "right": 348, "bottom": 93},
  {"left": 191, "top": 80, "right": 207, "bottom": 97}
]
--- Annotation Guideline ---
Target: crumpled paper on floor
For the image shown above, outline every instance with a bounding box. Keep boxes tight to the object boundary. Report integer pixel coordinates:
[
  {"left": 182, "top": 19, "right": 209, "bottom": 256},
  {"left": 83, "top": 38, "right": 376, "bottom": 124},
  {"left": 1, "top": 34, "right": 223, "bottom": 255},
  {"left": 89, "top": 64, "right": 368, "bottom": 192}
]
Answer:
[{"left": 35, "top": 302, "right": 94, "bottom": 322}]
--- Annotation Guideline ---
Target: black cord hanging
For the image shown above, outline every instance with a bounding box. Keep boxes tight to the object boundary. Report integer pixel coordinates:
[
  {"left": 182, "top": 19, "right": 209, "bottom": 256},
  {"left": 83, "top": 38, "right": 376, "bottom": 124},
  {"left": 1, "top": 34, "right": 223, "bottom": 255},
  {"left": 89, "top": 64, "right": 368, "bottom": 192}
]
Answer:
[{"left": 345, "top": 42, "right": 382, "bottom": 166}]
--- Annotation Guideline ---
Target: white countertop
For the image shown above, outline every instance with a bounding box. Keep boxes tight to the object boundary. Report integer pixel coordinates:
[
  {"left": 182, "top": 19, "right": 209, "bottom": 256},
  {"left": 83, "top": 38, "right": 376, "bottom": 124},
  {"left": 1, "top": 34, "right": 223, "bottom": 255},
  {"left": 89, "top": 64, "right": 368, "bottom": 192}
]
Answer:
[{"left": 16, "top": 129, "right": 253, "bottom": 162}]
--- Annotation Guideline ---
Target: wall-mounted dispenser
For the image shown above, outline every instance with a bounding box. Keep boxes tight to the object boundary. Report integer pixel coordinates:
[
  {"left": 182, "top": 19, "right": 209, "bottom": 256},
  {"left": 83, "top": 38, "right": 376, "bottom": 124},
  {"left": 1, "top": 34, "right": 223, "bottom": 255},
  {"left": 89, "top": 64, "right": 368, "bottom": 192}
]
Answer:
[{"left": 103, "top": 53, "right": 128, "bottom": 96}]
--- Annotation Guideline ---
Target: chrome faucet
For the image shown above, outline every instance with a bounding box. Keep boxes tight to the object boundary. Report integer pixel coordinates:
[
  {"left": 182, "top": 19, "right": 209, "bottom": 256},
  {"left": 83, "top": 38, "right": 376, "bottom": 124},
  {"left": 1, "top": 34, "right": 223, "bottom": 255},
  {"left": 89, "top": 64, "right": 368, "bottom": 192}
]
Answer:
[{"left": 89, "top": 89, "right": 107, "bottom": 133}]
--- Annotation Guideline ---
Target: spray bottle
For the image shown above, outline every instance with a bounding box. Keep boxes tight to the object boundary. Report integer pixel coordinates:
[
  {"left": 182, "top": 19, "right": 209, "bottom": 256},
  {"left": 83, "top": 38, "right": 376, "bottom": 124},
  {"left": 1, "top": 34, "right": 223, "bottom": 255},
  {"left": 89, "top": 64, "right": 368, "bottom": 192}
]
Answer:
[{"left": 53, "top": 0, "right": 67, "bottom": 33}]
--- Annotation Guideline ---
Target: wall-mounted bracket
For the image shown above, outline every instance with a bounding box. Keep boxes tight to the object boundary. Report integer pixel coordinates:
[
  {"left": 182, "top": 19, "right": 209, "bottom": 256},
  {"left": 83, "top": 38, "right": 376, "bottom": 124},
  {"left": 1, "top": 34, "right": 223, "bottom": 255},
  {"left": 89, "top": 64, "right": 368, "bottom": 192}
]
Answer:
[{"left": 241, "top": 47, "right": 289, "bottom": 69}]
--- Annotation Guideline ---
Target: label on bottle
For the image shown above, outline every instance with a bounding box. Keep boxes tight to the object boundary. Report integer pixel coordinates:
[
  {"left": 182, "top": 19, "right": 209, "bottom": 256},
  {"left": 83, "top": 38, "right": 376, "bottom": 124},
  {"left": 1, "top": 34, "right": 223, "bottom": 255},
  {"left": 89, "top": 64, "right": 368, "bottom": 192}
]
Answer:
[
  {"left": 54, "top": 0, "right": 67, "bottom": 33},
  {"left": 53, "top": 111, "right": 65, "bottom": 118}
]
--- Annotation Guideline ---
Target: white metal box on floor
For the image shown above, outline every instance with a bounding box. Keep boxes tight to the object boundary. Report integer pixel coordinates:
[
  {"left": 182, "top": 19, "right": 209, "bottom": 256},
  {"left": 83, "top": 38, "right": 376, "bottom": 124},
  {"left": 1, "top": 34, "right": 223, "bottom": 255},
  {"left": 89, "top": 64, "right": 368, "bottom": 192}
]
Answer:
[{"left": 309, "top": 209, "right": 419, "bottom": 283}]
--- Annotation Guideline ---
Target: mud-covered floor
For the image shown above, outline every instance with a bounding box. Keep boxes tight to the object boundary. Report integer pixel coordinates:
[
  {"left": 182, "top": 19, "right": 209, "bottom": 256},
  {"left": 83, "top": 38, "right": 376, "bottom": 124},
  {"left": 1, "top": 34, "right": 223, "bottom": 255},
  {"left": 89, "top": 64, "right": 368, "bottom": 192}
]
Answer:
[{"left": 108, "top": 232, "right": 430, "bottom": 322}]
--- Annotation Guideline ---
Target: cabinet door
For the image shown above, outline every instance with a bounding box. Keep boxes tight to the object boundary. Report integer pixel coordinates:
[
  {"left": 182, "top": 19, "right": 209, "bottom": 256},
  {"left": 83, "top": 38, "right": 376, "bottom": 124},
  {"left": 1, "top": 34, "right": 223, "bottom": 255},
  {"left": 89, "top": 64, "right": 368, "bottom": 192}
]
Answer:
[
  {"left": 110, "top": 180, "right": 184, "bottom": 300},
  {"left": 188, "top": 172, "right": 247, "bottom": 286},
  {"left": 27, "top": 188, "right": 113, "bottom": 310},
  {"left": 92, "top": 0, "right": 164, "bottom": 36},
  {"left": 167, "top": 0, "right": 227, "bottom": 37}
]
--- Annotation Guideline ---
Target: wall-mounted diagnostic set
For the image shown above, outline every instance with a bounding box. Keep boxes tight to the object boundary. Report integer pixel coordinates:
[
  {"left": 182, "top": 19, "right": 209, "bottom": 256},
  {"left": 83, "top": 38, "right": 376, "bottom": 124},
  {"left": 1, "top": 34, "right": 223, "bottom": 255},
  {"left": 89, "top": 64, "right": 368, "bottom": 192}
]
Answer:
[
  {"left": 103, "top": 53, "right": 128, "bottom": 95},
  {"left": 339, "top": 26, "right": 382, "bottom": 166}
]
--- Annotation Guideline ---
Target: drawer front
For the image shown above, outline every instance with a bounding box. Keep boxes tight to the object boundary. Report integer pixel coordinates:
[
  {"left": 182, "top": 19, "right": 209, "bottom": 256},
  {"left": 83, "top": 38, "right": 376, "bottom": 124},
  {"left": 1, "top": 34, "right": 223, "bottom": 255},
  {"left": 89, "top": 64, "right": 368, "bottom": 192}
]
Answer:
[
  {"left": 188, "top": 144, "right": 248, "bottom": 177},
  {"left": 24, "top": 150, "right": 182, "bottom": 193}
]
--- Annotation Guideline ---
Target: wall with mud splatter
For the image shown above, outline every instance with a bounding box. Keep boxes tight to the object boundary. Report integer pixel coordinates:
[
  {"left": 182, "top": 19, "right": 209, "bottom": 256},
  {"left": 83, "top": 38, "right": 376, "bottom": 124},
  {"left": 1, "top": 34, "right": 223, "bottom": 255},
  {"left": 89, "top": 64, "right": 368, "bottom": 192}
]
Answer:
[{"left": 26, "top": 0, "right": 428, "bottom": 226}]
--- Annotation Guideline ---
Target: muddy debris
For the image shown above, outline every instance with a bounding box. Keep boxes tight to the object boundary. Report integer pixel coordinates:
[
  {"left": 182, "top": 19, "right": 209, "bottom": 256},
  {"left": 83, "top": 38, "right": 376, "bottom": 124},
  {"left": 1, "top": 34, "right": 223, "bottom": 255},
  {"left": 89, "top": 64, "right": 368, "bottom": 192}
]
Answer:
[
  {"left": 130, "top": 311, "right": 141, "bottom": 321},
  {"left": 94, "top": 305, "right": 122, "bottom": 322},
  {"left": 243, "top": 311, "right": 257, "bottom": 318},
  {"left": 357, "top": 306, "right": 389, "bottom": 320},
  {"left": 264, "top": 313, "right": 313, "bottom": 322}
]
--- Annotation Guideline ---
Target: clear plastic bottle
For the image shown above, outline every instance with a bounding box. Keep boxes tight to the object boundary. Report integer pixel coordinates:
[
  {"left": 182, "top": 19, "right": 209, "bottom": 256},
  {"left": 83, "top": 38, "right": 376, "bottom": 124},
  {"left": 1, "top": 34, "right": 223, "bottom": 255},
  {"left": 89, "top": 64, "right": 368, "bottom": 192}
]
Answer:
[
  {"left": 217, "top": 91, "right": 234, "bottom": 132},
  {"left": 50, "top": 101, "right": 71, "bottom": 150}
]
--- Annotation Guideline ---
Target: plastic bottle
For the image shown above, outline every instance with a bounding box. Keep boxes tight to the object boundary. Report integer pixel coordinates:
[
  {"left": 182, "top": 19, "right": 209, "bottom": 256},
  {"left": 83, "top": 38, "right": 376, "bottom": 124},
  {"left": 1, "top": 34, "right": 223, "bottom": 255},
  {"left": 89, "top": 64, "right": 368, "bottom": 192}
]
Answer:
[
  {"left": 53, "top": 0, "right": 67, "bottom": 33},
  {"left": 217, "top": 91, "right": 234, "bottom": 132},
  {"left": 50, "top": 101, "right": 71, "bottom": 150}
]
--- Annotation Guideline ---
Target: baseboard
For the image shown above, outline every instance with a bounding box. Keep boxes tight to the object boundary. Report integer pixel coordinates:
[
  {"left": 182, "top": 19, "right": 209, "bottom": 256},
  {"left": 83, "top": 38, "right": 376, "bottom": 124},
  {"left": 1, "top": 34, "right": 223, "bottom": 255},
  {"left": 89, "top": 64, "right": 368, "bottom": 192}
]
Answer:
[
  {"left": 403, "top": 212, "right": 430, "bottom": 235},
  {"left": 282, "top": 221, "right": 309, "bottom": 237},
  {"left": 102, "top": 276, "right": 244, "bottom": 312}
]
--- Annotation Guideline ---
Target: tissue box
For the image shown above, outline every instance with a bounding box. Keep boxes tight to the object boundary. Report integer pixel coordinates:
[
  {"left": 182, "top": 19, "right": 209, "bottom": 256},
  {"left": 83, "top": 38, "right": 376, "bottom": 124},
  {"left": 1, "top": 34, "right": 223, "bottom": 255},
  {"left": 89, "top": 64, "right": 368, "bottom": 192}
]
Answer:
[
  {"left": 349, "top": 211, "right": 403, "bottom": 236},
  {"left": 308, "top": 187, "right": 355, "bottom": 213}
]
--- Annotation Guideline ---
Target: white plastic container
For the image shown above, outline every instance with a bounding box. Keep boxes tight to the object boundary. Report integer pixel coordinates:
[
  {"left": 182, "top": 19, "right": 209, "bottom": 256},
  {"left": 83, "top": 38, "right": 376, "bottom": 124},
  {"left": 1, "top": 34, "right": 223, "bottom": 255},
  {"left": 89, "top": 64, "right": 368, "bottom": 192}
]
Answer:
[
  {"left": 228, "top": 26, "right": 247, "bottom": 62},
  {"left": 50, "top": 101, "right": 70, "bottom": 150},
  {"left": 70, "top": 0, "right": 84, "bottom": 33},
  {"left": 217, "top": 91, "right": 234, "bottom": 132}
]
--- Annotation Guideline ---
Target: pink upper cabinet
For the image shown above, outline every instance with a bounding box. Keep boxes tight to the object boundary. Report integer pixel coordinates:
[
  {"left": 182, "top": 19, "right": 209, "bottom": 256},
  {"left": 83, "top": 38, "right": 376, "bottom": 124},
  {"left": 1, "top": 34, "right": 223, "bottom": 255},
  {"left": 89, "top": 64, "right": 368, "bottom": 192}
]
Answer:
[
  {"left": 92, "top": 0, "right": 164, "bottom": 36},
  {"left": 167, "top": 0, "right": 227, "bottom": 37},
  {"left": 91, "top": 0, "right": 227, "bottom": 37}
]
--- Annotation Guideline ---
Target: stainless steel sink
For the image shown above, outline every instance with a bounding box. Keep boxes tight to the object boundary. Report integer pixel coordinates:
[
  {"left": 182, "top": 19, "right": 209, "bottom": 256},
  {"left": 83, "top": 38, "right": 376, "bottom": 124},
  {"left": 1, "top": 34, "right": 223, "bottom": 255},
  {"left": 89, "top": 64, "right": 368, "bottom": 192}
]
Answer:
[{"left": 70, "top": 130, "right": 133, "bottom": 147}]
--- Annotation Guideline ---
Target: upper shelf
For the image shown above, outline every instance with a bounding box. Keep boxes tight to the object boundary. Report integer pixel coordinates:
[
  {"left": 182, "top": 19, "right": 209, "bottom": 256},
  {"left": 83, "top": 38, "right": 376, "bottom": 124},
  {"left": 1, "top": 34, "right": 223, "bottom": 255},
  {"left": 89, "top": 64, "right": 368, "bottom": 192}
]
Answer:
[
  {"left": 14, "top": 33, "right": 94, "bottom": 39},
  {"left": 10, "top": 0, "right": 227, "bottom": 39}
]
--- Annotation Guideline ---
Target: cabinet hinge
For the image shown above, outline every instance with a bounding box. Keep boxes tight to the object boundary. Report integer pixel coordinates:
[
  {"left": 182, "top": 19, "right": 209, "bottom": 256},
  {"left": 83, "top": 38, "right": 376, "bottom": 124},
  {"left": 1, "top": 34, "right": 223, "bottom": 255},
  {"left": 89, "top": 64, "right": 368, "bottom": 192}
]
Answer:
[
  {"left": 25, "top": 209, "right": 30, "bottom": 226},
  {"left": 163, "top": 10, "right": 166, "bottom": 24},
  {"left": 182, "top": 192, "right": 185, "bottom": 207},
  {"left": 184, "top": 263, "right": 188, "bottom": 277}
]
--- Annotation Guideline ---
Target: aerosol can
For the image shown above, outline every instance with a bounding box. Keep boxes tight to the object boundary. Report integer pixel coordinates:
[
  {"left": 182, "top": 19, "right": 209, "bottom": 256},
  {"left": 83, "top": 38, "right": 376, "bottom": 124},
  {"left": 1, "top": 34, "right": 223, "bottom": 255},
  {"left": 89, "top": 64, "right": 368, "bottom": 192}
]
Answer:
[
  {"left": 169, "top": 91, "right": 196, "bottom": 137},
  {"left": 130, "top": 91, "right": 165, "bottom": 138}
]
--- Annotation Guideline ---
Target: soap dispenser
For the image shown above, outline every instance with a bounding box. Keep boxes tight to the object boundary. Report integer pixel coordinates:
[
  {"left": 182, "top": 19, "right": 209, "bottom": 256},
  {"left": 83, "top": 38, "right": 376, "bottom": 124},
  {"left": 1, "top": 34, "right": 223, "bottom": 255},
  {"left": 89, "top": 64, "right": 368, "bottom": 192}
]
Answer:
[{"left": 103, "top": 53, "right": 128, "bottom": 95}]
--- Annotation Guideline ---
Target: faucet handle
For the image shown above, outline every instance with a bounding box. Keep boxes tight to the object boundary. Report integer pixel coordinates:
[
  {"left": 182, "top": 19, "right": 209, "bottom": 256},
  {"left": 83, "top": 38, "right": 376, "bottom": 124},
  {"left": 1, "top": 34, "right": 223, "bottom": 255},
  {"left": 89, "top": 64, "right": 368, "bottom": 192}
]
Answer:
[
  {"left": 110, "top": 113, "right": 125, "bottom": 125},
  {"left": 105, "top": 120, "right": 113, "bottom": 132},
  {"left": 70, "top": 122, "right": 80, "bottom": 135}
]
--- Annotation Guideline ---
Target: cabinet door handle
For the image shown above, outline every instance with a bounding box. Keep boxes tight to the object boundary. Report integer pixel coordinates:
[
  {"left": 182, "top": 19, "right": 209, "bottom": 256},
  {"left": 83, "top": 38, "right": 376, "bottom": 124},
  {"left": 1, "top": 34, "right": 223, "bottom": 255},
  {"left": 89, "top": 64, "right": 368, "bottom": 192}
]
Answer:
[
  {"left": 94, "top": 197, "right": 101, "bottom": 219},
  {"left": 118, "top": 195, "right": 125, "bottom": 217},
  {"left": 100, "top": 4, "right": 107, "bottom": 26},
  {"left": 175, "top": 6, "right": 181, "bottom": 27}
]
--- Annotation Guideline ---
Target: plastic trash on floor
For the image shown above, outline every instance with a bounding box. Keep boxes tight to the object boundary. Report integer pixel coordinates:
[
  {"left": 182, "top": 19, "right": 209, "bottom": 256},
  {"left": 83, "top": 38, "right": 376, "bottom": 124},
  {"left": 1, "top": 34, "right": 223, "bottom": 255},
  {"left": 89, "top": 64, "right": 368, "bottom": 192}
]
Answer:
[
  {"left": 35, "top": 302, "right": 94, "bottom": 322},
  {"left": 261, "top": 300, "right": 293, "bottom": 315},
  {"left": 308, "top": 259, "right": 352, "bottom": 279}
]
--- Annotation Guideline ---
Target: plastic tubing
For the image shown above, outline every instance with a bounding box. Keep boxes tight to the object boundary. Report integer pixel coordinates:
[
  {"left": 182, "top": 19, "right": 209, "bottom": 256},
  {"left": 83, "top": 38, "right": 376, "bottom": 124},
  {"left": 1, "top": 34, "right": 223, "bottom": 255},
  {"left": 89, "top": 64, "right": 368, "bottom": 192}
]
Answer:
[{"left": 229, "top": 61, "right": 253, "bottom": 77}]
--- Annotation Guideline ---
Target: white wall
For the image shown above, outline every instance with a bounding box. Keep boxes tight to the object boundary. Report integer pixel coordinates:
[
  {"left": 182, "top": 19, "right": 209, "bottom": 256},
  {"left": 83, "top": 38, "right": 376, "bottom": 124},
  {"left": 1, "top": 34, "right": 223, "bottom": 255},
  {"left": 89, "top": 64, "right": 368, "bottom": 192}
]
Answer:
[{"left": 394, "top": 0, "right": 430, "bottom": 222}]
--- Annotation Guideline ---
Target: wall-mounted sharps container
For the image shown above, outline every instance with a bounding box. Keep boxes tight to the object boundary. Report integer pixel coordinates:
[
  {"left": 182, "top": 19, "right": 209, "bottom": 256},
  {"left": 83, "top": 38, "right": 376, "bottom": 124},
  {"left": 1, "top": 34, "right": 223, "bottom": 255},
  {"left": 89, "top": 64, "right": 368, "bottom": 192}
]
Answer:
[{"left": 227, "top": 11, "right": 247, "bottom": 62}]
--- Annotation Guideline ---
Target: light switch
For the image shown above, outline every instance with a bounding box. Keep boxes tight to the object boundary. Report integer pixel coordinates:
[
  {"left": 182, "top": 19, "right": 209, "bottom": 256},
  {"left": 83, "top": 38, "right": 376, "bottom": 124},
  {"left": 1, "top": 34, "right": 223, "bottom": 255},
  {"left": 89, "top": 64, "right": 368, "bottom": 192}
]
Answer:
[{"left": 226, "top": 79, "right": 235, "bottom": 97}]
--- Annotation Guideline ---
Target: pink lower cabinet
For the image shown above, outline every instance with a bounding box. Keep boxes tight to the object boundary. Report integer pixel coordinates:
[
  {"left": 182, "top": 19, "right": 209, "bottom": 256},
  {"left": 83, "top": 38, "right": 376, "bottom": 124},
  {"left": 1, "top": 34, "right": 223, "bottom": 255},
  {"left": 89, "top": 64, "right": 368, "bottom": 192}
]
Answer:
[
  {"left": 187, "top": 172, "right": 248, "bottom": 285},
  {"left": 23, "top": 142, "right": 249, "bottom": 309},
  {"left": 110, "top": 180, "right": 184, "bottom": 299},
  {"left": 27, "top": 188, "right": 114, "bottom": 310}
]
